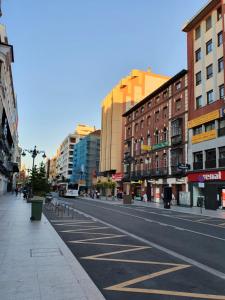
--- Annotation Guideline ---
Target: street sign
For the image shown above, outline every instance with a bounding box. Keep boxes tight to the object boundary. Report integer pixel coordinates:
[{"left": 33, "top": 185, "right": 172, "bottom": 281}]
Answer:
[{"left": 178, "top": 163, "right": 190, "bottom": 170}]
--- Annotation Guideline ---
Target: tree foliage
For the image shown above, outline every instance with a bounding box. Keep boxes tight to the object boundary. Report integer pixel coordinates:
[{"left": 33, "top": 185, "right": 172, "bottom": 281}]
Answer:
[{"left": 29, "top": 162, "right": 50, "bottom": 196}]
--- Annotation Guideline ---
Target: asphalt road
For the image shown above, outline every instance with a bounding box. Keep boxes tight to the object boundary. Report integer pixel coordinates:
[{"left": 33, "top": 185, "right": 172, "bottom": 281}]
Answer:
[{"left": 44, "top": 197, "right": 225, "bottom": 300}]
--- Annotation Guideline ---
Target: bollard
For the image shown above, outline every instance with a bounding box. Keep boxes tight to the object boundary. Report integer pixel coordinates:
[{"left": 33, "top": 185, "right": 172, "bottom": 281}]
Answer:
[{"left": 67, "top": 205, "right": 69, "bottom": 216}]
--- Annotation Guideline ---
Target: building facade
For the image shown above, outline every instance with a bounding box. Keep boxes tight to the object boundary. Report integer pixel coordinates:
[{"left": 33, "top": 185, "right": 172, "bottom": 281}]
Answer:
[
  {"left": 56, "top": 124, "right": 95, "bottom": 181},
  {"left": 70, "top": 130, "right": 100, "bottom": 189},
  {"left": 100, "top": 69, "right": 170, "bottom": 183},
  {"left": 183, "top": 0, "right": 225, "bottom": 209},
  {"left": 123, "top": 70, "right": 188, "bottom": 204},
  {"left": 0, "top": 25, "right": 19, "bottom": 194}
]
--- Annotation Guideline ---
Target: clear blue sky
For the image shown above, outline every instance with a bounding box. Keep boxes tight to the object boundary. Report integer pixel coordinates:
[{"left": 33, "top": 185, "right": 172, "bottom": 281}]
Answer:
[{"left": 2, "top": 0, "right": 206, "bottom": 167}]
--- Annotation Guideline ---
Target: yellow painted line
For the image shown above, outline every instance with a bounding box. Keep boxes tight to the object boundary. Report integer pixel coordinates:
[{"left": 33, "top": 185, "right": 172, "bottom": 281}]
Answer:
[
  {"left": 60, "top": 226, "right": 108, "bottom": 233},
  {"left": 69, "top": 235, "right": 127, "bottom": 243},
  {"left": 55, "top": 223, "right": 96, "bottom": 227},
  {"left": 218, "top": 222, "right": 225, "bottom": 226}
]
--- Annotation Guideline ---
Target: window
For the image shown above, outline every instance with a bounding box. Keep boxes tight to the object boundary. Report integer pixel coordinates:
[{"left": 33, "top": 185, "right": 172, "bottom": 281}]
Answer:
[
  {"left": 147, "top": 134, "right": 151, "bottom": 146},
  {"left": 155, "top": 156, "right": 159, "bottom": 170},
  {"left": 196, "top": 95, "right": 203, "bottom": 109},
  {"left": 205, "top": 148, "right": 216, "bottom": 164},
  {"left": 206, "top": 39, "right": 212, "bottom": 54},
  {"left": 171, "top": 119, "right": 181, "bottom": 137},
  {"left": 175, "top": 81, "right": 181, "bottom": 90},
  {"left": 163, "top": 154, "right": 167, "bottom": 168},
  {"left": 147, "top": 100, "right": 152, "bottom": 107},
  {"left": 128, "top": 116, "right": 131, "bottom": 122},
  {"left": 69, "top": 151, "right": 73, "bottom": 155},
  {"left": 218, "top": 31, "right": 223, "bottom": 46},
  {"left": 163, "top": 106, "right": 168, "bottom": 118},
  {"left": 205, "top": 121, "right": 215, "bottom": 132},
  {"left": 163, "top": 90, "right": 168, "bottom": 98},
  {"left": 127, "top": 127, "right": 131, "bottom": 136},
  {"left": 196, "top": 71, "right": 201, "bottom": 86},
  {"left": 135, "top": 110, "right": 139, "bottom": 117},
  {"left": 219, "top": 84, "right": 224, "bottom": 99},
  {"left": 175, "top": 99, "right": 181, "bottom": 111},
  {"left": 193, "top": 125, "right": 202, "bottom": 135},
  {"left": 218, "top": 57, "right": 224, "bottom": 72},
  {"left": 155, "top": 130, "right": 159, "bottom": 144},
  {"left": 140, "top": 120, "right": 144, "bottom": 129},
  {"left": 195, "top": 26, "right": 201, "bottom": 40},
  {"left": 147, "top": 115, "right": 151, "bottom": 125},
  {"left": 219, "top": 117, "right": 225, "bottom": 129},
  {"left": 69, "top": 144, "right": 74, "bottom": 149},
  {"left": 163, "top": 127, "right": 168, "bottom": 141},
  {"left": 135, "top": 123, "right": 138, "bottom": 132},
  {"left": 195, "top": 48, "right": 201, "bottom": 62},
  {"left": 219, "top": 147, "right": 225, "bottom": 159},
  {"left": 206, "top": 15, "right": 212, "bottom": 31},
  {"left": 217, "top": 7, "right": 222, "bottom": 21},
  {"left": 155, "top": 111, "right": 159, "bottom": 122},
  {"left": 207, "top": 90, "right": 214, "bottom": 104},
  {"left": 70, "top": 138, "right": 75, "bottom": 143},
  {"left": 141, "top": 106, "right": 144, "bottom": 113},
  {"left": 194, "top": 152, "right": 203, "bottom": 162},
  {"left": 206, "top": 64, "right": 213, "bottom": 79},
  {"left": 156, "top": 96, "right": 160, "bottom": 103},
  {"left": 68, "top": 170, "right": 72, "bottom": 175}
]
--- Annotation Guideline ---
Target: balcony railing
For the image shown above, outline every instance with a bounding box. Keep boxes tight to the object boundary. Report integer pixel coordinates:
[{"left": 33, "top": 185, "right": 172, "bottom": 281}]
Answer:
[
  {"left": 151, "top": 167, "right": 168, "bottom": 177},
  {"left": 193, "top": 161, "right": 203, "bottom": 170},
  {"left": 205, "top": 159, "right": 216, "bottom": 169},
  {"left": 171, "top": 135, "right": 182, "bottom": 146},
  {"left": 171, "top": 165, "right": 184, "bottom": 175},
  {"left": 219, "top": 158, "right": 225, "bottom": 167},
  {"left": 218, "top": 127, "right": 225, "bottom": 137}
]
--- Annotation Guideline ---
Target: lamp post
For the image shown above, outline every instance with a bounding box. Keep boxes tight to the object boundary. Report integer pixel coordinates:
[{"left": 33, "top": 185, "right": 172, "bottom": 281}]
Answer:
[{"left": 21, "top": 146, "right": 46, "bottom": 193}]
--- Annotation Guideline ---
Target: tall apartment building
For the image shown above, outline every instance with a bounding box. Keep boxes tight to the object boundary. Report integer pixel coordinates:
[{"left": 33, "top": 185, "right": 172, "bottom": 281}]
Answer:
[
  {"left": 100, "top": 69, "right": 170, "bottom": 182},
  {"left": 123, "top": 70, "right": 188, "bottom": 203},
  {"left": 71, "top": 130, "right": 100, "bottom": 189},
  {"left": 183, "top": 0, "right": 225, "bottom": 209},
  {"left": 0, "top": 25, "right": 19, "bottom": 194},
  {"left": 56, "top": 124, "right": 95, "bottom": 181}
]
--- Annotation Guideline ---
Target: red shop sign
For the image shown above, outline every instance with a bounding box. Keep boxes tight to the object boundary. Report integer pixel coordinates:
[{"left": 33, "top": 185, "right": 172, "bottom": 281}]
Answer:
[
  {"left": 188, "top": 171, "right": 225, "bottom": 182},
  {"left": 112, "top": 173, "right": 123, "bottom": 182}
]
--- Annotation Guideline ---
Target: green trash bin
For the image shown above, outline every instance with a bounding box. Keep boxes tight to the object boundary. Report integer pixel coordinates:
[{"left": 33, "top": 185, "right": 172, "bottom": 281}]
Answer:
[{"left": 30, "top": 197, "right": 44, "bottom": 221}]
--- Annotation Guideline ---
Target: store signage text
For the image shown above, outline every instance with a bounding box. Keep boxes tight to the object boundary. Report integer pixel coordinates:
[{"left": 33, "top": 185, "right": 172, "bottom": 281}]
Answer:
[
  {"left": 152, "top": 141, "right": 168, "bottom": 150},
  {"left": 188, "top": 171, "right": 225, "bottom": 182}
]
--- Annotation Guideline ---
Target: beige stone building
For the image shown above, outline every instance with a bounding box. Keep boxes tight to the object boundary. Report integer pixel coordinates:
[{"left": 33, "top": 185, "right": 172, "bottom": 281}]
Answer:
[{"left": 100, "top": 69, "right": 170, "bottom": 179}]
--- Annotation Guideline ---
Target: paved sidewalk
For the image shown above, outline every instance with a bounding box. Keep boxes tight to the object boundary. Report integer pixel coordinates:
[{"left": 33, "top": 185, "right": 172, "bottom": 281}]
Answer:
[
  {"left": 78, "top": 195, "right": 225, "bottom": 219},
  {"left": 0, "top": 193, "right": 105, "bottom": 300}
]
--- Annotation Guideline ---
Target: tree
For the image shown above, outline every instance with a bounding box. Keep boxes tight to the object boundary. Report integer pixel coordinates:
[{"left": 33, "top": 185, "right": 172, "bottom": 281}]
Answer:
[{"left": 31, "top": 162, "right": 50, "bottom": 196}]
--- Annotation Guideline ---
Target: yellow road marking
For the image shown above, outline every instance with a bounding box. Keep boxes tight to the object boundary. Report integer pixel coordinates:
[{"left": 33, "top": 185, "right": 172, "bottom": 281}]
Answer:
[
  {"left": 69, "top": 235, "right": 126, "bottom": 243},
  {"left": 218, "top": 222, "right": 225, "bottom": 226},
  {"left": 60, "top": 226, "right": 108, "bottom": 233},
  {"left": 55, "top": 223, "right": 96, "bottom": 226}
]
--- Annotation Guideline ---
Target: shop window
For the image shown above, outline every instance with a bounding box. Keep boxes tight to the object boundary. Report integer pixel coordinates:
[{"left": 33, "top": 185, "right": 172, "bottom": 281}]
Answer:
[{"left": 175, "top": 99, "right": 181, "bottom": 111}]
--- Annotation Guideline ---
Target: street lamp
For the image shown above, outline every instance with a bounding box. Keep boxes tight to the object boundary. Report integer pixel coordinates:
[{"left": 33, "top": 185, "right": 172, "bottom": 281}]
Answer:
[{"left": 21, "top": 146, "right": 46, "bottom": 169}]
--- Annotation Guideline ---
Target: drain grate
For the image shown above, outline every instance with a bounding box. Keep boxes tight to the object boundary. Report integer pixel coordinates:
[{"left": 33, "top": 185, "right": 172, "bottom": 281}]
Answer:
[{"left": 30, "top": 248, "right": 63, "bottom": 257}]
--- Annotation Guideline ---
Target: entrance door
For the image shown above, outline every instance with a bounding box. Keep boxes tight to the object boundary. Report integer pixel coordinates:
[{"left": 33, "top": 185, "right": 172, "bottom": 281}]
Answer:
[
  {"left": 204, "top": 184, "right": 217, "bottom": 210},
  {"left": 146, "top": 182, "right": 151, "bottom": 201}
]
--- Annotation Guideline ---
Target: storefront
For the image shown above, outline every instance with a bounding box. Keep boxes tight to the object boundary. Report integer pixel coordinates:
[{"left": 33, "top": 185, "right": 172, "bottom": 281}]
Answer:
[{"left": 188, "top": 170, "right": 225, "bottom": 210}]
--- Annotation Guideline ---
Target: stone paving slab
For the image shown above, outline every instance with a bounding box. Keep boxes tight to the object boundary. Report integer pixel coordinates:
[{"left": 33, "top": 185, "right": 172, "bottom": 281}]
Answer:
[{"left": 0, "top": 193, "right": 105, "bottom": 300}]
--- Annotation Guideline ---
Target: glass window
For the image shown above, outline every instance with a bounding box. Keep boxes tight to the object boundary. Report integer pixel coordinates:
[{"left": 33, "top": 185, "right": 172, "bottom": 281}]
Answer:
[
  {"left": 156, "top": 96, "right": 160, "bottom": 103},
  {"left": 135, "top": 123, "right": 138, "bottom": 132},
  {"left": 140, "top": 120, "right": 144, "bottom": 129},
  {"left": 196, "top": 71, "right": 201, "bottom": 86},
  {"left": 218, "top": 57, "right": 224, "bottom": 72},
  {"left": 163, "top": 90, "right": 168, "bottom": 98},
  {"left": 206, "top": 16, "right": 212, "bottom": 31},
  {"left": 155, "top": 111, "right": 159, "bottom": 122},
  {"left": 219, "top": 84, "right": 224, "bottom": 99},
  {"left": 141, "top": 106, "right": 144, "bottom": 113},
  {"left": 171, "top": 119, "right": 181, "bottom": 136},
  {"left": 196, "top": 95, "right": 203, "bottom": 109},
  {"left": 156, "top": 156, "right": 159, "bottom": 170},
  {"left": 193, "top": 125, "right": 202, "bottom": 135},
  {"left": 206, "top": 64, "right": 213, "bottom": 79},
  {"left": 175, "top": 81, "right": 181, "bottom": 90},
  {"left": 217, "top": 7, "right": 222, "bottom": 21},
  {"left": 163, "top": 154, "right": 167, "bottom": 168},
  {"left": 218, "top": 31, "right": 223, "bottom": 46},
  {"left": 147, "top": 100, "right": 152, "bottom": 107},
  {"left": 147, "top": 135, "right": 151, "bottom": 146},
  {"left": 163, "top": 106, "right": 168, "bottom": 118},
  {"left": 205, "top": 148, "right": 216, "bottom": 161},
  {"left": 219, "top": 146, "right": 225, "bottom": 159},
  {"left": 194, "top": 151, "right": 203, "bottom": 162},
  {"left": 219, "top": 117, "right": 225, "bottom": 129},
  {"left": 206, "top": 39, "right": 213, "bottom": 54},
  {"left": 155, "top": 130, "right": 159, "bottom": 144},
  {"left": 195, "top": 26, "right": 201, "bottom": 40},
  {"left": 205, "top": 121, "right": 215, "bottom": 132},
  {"left": 163, "top": 127, "right": 168, "bottom": 141},
  {"left": 207, "top": 90, "right": 214, "bottom": 104},
  {"left": 175, "top": 99, "right": 181, "bottom": 111},
  {"left": 195, "top": 48, "right": 201, "bottom": 62},
  {"left": 147, "top": 115, "right": 151, "bottom": 125}
]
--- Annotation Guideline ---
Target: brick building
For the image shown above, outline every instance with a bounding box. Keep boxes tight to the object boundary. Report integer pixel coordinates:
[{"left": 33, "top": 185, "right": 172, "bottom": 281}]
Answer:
[{"left": 123, "top": 70, "right": 188, "bottom": 204}]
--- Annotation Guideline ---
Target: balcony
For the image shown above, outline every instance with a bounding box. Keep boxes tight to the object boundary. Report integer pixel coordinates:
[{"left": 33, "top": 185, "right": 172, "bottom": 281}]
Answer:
[
  {"left": 205, "top": 159, "right": 216, "bottom": 169},
  {"left": 219, "top": 158, "right": 225, "bottom": 167},
  {"left": 171, "top": 135, "right": 182, "bottom": 146},
  {"left": 171, "top": 165, "right": 184, "bottom": 175},
  {"left": 193, "top": 161, "right": 203, "bottom": 170},
  {"left": 218, "top": 127, "right": 225, "bottom": 137},
  {"left": 151, "top": 167, "right": 168, "bottom": 177}
]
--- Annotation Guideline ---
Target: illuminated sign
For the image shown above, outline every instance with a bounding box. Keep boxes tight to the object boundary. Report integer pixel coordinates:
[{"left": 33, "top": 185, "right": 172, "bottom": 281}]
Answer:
[
  {"left": 192, "top": 129, "right": 216, "bottom": 144},
  {"left": 112, "top": 173, "right": 123, "bottom": 181},
  {"left": 152, "top": 141, "right": 169, "bottom": 150},
  {"left": 188, "top": 171, "right": 225, "bottom": 182},
  {"left": 141, "top": 144, "right": 151, "bottom": 151}
]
